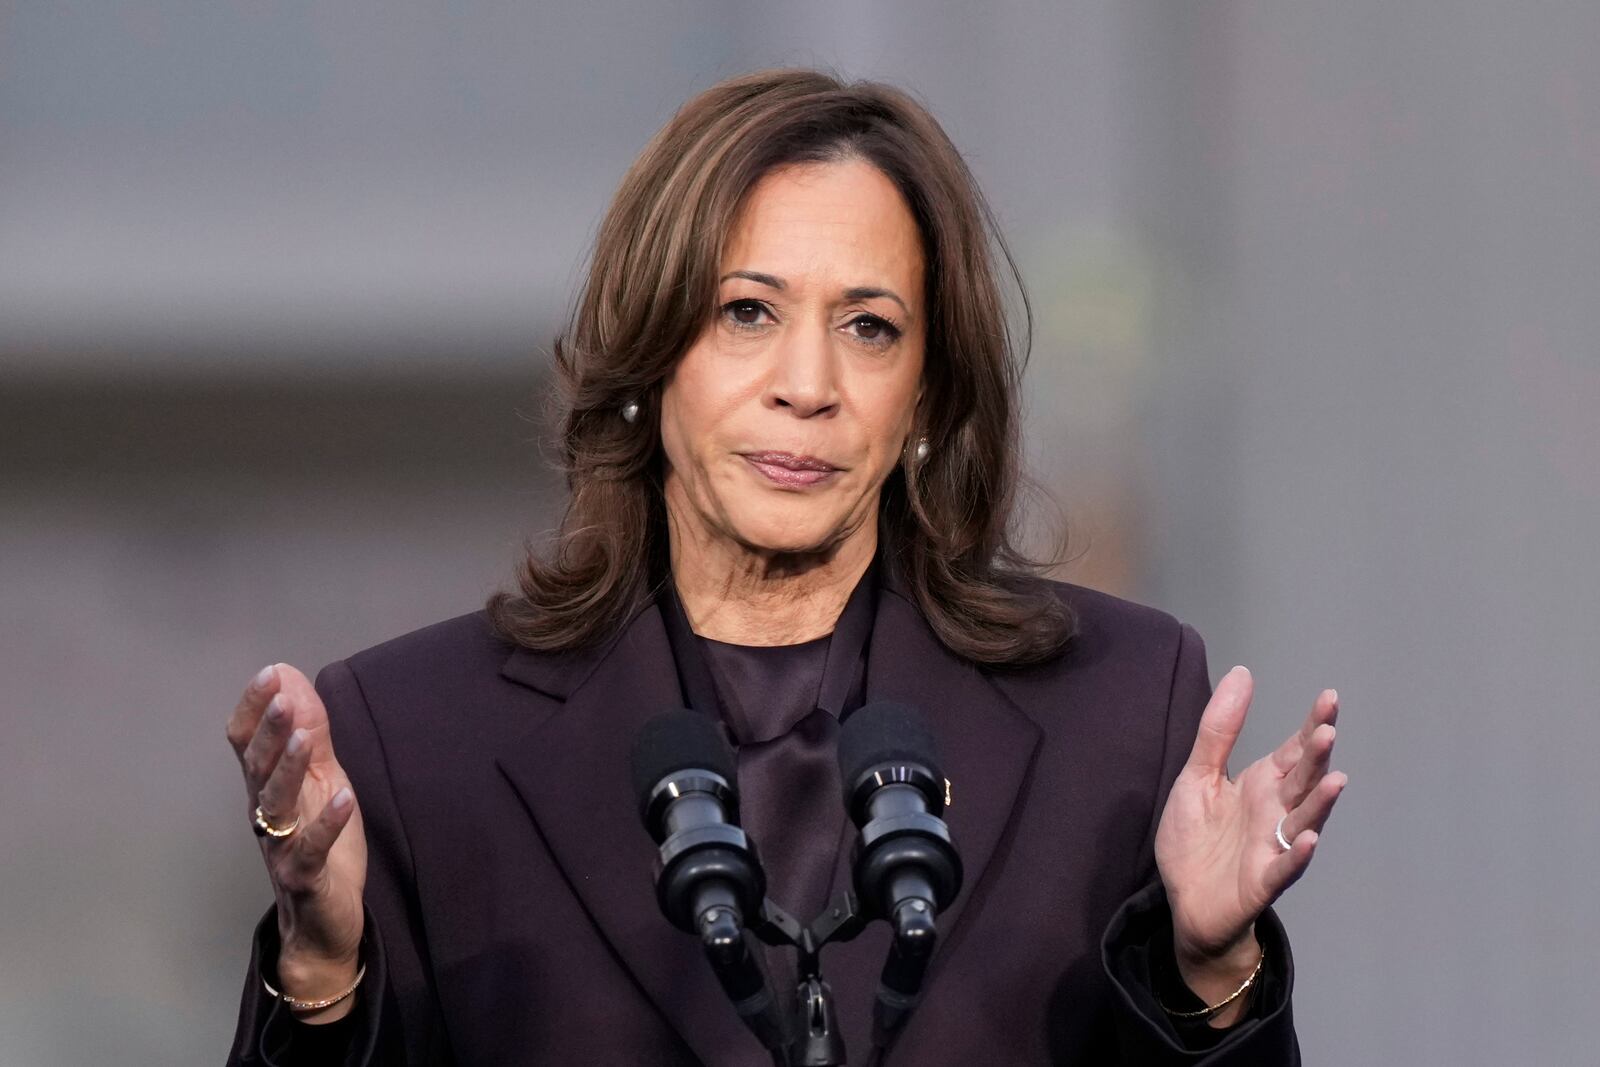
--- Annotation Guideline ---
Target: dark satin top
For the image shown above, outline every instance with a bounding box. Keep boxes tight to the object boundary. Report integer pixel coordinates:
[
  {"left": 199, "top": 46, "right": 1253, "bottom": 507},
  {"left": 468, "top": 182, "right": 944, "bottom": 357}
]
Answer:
[
  {"left": 660, "top": 561, "right": 875, "bottom": 920},
  {"left": 660, "top": 562, "right": 876, "bottom": 999}
]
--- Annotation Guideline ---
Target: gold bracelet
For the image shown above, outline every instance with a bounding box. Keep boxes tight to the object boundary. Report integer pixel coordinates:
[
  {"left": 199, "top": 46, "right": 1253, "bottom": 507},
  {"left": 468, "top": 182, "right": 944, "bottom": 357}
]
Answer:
[
  {"left": 263, "top": 964, "right": 366, "bottom": 1013},
  {"left": 1156, "top": 948, "right": 1264, "bottom": 1020}
]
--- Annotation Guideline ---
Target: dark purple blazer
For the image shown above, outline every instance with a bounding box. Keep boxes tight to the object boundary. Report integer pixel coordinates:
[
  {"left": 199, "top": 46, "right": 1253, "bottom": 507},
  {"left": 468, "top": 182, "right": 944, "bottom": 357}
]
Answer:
[{"left": 228, "top": 576, "right": 1299, "bottom": 1065}]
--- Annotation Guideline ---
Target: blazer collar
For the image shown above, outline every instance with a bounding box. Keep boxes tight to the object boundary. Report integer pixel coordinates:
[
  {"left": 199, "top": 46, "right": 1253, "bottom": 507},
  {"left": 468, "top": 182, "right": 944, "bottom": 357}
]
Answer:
[
  {"left": 498, "top": 619, "right": 620, "bottom": 701},
  {"left": 495, "top": 575, "right": 1043, "bottom": 1065}
]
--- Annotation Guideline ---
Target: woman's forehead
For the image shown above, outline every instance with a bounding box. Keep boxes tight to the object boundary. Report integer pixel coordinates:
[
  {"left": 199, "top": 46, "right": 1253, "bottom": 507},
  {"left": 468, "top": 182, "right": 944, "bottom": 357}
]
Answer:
[{"left": 720, "top": 160, "right": 924, "bottom": 301}]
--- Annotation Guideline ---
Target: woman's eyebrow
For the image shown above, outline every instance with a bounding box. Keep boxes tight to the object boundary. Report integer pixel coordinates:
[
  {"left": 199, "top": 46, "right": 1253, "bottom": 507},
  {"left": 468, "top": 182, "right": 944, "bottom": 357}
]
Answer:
[
  {"left": 721, "top": 269, "right": 785, "bottom": 290},
  {"left": 842, "top": 286, "right": 912, "bottom": 318}
]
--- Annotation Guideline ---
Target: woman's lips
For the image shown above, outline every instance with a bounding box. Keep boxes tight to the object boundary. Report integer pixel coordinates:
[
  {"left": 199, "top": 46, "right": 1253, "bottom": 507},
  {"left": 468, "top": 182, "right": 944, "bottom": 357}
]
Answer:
[{"left": 741, "top": 450, "right": 841, "bottom": 488}]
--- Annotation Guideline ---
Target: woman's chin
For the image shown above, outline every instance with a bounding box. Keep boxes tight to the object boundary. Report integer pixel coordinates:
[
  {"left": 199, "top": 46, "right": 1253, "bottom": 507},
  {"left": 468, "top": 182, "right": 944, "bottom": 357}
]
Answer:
[{"left": 728, "top": 515, "right": 854, "bottom": 559}]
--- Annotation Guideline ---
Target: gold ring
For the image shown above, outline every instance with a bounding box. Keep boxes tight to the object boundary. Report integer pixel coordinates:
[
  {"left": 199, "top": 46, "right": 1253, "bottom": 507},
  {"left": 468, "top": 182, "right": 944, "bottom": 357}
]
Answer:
[{"left": 252, "top": 804, "right": 301, "bottom": 839}]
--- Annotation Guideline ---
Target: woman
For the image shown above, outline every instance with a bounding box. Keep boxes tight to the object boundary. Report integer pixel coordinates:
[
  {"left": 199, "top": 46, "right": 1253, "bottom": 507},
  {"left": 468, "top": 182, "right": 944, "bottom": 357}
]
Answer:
[{"left": 224, "top": 69, "right": 1344, "bottom": 1065}]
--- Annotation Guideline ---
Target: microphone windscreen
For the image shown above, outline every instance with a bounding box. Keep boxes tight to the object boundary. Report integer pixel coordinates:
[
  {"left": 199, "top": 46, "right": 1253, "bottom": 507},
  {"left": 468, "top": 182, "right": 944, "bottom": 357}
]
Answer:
[
  {"left": 837, "top": 701, "right": 942, "bottom": 800},
  {"left": 629, "top": 708, "right": 738, "bottom": 811}
]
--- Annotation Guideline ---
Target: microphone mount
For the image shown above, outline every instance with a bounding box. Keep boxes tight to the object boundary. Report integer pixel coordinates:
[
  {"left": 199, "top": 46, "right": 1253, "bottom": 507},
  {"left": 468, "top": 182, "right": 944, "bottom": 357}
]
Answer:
[{"left": 745, "top": 888, "right": 871, "bottom": 1067}]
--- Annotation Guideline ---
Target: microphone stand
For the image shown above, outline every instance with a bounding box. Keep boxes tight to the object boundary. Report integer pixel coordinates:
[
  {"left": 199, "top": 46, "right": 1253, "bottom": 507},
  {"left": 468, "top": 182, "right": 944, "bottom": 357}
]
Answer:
[
  {"left": 743, "top": 889, "right": 870, "bottom": 1067},
  {"left": 695, "top": 892, "right": 791, "bottom": 1060},
  {"left": 687, "top": 887, "right": 873, "bottom": 1066},
  {"left": 705, "top": 883, "right": 941, "bottom": 1066},
  {"left": 868, "top": 890, "right": 939, "bottom": 1051}
]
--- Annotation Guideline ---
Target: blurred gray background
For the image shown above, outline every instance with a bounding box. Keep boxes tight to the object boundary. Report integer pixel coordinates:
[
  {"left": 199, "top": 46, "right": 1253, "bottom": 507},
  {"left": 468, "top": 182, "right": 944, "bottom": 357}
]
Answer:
[{"left": 4, "top": 2, "right": 1596, "bottom": 1063}]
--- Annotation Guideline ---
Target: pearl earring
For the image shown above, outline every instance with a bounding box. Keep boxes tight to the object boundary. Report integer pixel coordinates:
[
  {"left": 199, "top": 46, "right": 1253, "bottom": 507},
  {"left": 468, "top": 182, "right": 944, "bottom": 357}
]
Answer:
[
  {"left": 621, "top": 400, "right": 641, "bottom": 424},
  {"left": 913, "top": 437, "right": 930, "bottom": 462}
]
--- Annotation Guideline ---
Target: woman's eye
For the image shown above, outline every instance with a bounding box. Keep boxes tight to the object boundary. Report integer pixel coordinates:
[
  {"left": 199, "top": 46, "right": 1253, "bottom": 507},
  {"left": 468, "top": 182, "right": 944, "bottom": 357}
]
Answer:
[
  {"left": 848, "top": 314, "right": 901, "bottom": 345},
  {"left": 722, "top": 300, "right": 771, "bottom": 327}
]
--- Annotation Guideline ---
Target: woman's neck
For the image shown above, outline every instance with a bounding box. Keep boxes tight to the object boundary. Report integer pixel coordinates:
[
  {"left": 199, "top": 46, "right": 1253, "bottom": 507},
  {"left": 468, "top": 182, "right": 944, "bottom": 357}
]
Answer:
[{"left": 667, "top": 520, "right": 876, "bottom": 646}]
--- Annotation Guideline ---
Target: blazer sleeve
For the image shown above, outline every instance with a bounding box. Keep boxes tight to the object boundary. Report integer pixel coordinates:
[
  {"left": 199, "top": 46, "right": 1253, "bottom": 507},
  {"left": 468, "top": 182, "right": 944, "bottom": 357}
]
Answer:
[
  {"left": 225, "top": 659, "right": 454, "bottom": 1066},
  {"left": 1098, "top": 622, "right": 1301, "bottom": 1065}
]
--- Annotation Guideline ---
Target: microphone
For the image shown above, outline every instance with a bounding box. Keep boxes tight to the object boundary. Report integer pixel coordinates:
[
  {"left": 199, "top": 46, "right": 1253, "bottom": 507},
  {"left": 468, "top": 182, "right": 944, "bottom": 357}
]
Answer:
[
  {"left": 630, "top": 709, "right": 787, "bottom": 1057},
  {"left": 631, "top": 708, "right": 764, "bottom": 933},
  {"left": 837, "top": 701, "right": 964, "bottom": 1046}
]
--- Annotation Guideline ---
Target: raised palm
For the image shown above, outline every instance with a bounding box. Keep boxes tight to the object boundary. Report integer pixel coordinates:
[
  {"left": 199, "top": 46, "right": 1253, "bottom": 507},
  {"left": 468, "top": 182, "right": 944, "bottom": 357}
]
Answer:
[{"left": 1154, "top": 666, "right": 1346, "bottom": 962}]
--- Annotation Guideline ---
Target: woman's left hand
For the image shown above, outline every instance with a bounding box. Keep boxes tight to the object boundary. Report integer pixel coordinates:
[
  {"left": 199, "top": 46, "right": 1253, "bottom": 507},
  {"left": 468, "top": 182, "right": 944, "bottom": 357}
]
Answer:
[{"left": 1154, "top": 666, "right": 1347, "bottom": 970}]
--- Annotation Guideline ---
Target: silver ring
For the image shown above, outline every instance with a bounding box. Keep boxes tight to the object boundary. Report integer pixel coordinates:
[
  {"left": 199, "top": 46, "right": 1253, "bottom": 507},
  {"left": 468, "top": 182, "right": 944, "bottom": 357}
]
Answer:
[{"left": 1274, "top": 813, "right": 1293, "bottom": 852}]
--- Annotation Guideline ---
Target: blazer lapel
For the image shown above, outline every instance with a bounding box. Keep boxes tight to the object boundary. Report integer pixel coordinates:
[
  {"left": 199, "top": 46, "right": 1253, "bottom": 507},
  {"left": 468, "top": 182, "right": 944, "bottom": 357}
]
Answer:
[{"left": 494, "top": 605, "right": 759, "bottom": 1066}]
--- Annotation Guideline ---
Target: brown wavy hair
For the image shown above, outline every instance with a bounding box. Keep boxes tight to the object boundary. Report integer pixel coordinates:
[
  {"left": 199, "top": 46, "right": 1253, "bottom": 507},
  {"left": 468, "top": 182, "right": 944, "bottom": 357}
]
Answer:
[{"left": 487, "top": 68, "right": 1075, "bottom": 667}]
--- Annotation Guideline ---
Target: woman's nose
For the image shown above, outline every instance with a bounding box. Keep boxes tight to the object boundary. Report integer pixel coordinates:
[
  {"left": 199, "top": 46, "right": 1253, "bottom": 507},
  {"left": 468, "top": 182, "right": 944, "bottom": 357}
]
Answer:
[{"left": 765, "top": 320, "right": 840, "bottom": 418}]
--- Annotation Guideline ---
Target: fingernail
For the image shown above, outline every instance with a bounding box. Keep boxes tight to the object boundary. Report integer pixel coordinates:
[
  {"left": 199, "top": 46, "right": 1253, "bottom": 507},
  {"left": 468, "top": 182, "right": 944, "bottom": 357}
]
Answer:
[
  {"left": 266, "top": 696, "right": 286, "bottom": 723},
  {"left": 1328, "top": 688, "right": 1339, "bottom": 704},
  {"left": 331, "top": 788, "right": 353, "bottom": 810},
  {"left": 287, "top": 729, "right": 307, "bottom": 756},
  {"left": 254, "top": 664, "right": 276, "bottom": 690}
]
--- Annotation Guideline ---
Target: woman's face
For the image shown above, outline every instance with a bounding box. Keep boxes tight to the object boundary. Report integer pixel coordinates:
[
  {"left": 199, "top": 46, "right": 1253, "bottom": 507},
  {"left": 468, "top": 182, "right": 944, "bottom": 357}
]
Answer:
[{"left": 659, "top": 158, "right": 927, "bottom": 562}]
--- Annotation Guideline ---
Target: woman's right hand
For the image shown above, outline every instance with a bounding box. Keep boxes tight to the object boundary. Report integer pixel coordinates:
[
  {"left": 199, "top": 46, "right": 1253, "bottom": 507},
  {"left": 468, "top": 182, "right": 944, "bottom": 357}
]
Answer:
[{"left": 227, "top": 663, "right": 368, "bottom": 1021}]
